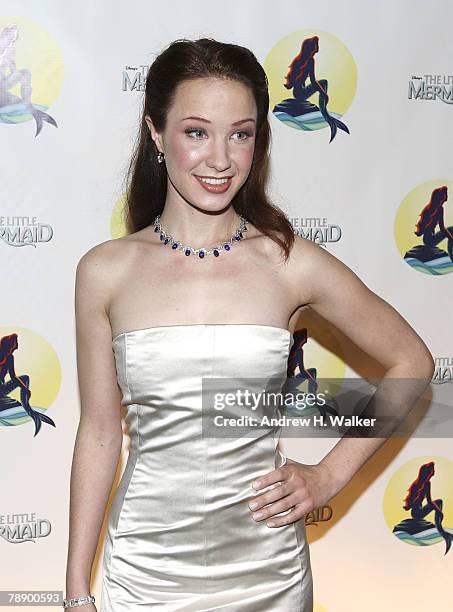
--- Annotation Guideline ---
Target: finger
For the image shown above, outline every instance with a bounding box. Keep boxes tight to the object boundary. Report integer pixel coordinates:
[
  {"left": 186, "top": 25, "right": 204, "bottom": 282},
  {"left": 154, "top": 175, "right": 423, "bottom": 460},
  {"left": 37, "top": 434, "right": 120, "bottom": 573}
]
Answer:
[
  {"left": 248, "top": 481, "right": 290, "bottom": 511},
  {"left": 250, "top": 493, "right": 298, "bottom": 523},
  {"left": 266, "top": 506, "right": 307, "bottom": 528},
  {"left": 251, "top": 466, "right": 287, "bottom": 491}
]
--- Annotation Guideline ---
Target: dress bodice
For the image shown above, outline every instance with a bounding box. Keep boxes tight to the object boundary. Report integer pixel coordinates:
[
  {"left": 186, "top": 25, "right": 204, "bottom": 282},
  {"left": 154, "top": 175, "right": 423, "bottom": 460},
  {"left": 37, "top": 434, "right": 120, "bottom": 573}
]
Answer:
[{"left": 112, "top": 324, "right": 294, "bottom": 453}]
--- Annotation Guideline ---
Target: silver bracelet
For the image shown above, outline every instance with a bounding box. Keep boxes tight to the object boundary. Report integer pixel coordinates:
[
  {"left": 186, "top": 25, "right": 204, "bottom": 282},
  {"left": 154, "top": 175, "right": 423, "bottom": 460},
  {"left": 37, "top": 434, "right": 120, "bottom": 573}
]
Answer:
[{"left": 62, "top": 595, "right": 95, "bottom": 608}]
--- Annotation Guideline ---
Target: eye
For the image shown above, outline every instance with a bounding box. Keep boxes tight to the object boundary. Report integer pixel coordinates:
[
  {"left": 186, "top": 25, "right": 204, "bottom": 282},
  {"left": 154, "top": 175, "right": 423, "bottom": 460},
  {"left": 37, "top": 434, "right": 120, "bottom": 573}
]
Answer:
[
  {"left": 232, "top": 130, "right": 253, "bottom": 141},
  {"left": 185, "top": 128, "right": 206, "bottom": 139},
  {"left": 184, "top": 128, "right": 254, "bottom": 141}
]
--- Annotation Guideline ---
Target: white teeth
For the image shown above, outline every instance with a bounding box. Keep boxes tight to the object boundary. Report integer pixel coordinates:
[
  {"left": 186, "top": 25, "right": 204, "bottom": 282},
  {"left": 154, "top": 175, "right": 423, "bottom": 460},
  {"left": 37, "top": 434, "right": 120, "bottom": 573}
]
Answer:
[{"left": 198, "top": 177, "right": 229, "bottom": 185}]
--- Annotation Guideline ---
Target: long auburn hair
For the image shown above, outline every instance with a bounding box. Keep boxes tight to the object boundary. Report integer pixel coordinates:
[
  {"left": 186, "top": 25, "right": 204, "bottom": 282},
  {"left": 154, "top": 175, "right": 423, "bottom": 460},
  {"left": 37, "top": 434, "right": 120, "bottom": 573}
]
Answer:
[
  {"left": 414, "top": 185, "right": 448, "bottom": 236},
  {"left": 121, "top": 37, "right": 295, "bottom": 261},
  {"left": 403, "top": 461, "right": 434, "bottom": 510}
]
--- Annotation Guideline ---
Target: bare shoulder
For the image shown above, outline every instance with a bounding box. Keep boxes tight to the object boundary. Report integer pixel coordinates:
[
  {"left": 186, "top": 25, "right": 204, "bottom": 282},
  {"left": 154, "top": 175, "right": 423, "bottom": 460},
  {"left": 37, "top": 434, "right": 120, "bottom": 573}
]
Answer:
[
  {"left": 258, "top": 232, "right": 327, "bottom": 300},
  {"left": 75, "top": 235, "right": 142, "bottom": 312},
  {"left": 283, "top": 233, "right": 363, "bottom": 304},
  {"left": 242, "top": 222, "right": 338, "bottom": 274},
  {"left": 76, "top": 235, "right": 134, "bottom": 274}
]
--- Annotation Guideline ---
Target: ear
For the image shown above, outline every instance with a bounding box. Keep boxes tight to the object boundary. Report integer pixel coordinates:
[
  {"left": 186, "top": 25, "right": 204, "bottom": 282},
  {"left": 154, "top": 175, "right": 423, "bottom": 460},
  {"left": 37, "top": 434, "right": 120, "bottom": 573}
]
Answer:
[{"left": 144, "top": 115, "right": 164, "bottom": 153}]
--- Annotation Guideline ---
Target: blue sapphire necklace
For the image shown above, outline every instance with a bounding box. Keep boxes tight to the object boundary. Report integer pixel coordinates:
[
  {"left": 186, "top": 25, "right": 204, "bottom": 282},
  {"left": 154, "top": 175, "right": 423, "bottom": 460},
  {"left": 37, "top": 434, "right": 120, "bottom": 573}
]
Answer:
[{"left": 152, "top": 215, "right": 248, "bottom": 259}]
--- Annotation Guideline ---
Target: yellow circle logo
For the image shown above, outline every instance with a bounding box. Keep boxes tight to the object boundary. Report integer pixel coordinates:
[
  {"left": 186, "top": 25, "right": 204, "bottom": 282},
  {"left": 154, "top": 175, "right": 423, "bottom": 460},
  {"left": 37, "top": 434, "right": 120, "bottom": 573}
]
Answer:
[
  {"left": 0, "top": 17, "right": 63, "bottom": 135},
  {"left": 263, "top": 29, "right": 357, "bottom": 141},
  {"left": 383, "top": 456, "right": 453, "bottom": 554},
  {"left": 0, "top": 328, "right": 60, "bottom": 436},
  {"left": 394, "top": 180, "right": 453, "bottom": 275}
]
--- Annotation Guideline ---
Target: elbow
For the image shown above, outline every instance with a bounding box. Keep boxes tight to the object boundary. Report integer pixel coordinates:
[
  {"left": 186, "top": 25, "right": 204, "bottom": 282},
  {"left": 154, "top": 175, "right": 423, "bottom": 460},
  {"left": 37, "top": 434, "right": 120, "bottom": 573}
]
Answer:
[
  {"left": 425, "top": 354, "right": 436, "bottom": 379},
  {"left": 412, "top": 353, "right": 435, "bottom": 381},
  {"left": 416, "top": 346, "right": 436, "bottom": 379},
  {"left": 391, "top": 344, "right": 435, "bottom": 380},
  {"left": 416, "top": 358, "right": 436, "bottom": 387}
]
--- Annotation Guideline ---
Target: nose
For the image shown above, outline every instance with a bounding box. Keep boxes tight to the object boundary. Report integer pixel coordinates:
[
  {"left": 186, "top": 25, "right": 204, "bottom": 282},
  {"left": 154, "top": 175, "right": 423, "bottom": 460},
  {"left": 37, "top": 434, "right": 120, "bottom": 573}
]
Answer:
[{"left": 206, "top": 136, "right": 232, "bottom": 172}]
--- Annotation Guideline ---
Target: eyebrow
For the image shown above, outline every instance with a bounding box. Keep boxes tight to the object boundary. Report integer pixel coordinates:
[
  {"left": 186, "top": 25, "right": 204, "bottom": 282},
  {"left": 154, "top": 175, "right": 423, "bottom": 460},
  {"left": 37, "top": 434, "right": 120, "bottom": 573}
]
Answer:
[{"left": 180, "top": 116, "right": 256, "bottom": 126}]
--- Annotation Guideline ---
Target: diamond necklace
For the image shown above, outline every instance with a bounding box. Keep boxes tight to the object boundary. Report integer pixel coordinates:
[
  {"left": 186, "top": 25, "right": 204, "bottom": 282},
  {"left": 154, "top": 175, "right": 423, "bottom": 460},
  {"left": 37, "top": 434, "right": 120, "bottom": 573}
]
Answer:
[{"left": 152, "top": 215, "right": 248, "bottom": 259}]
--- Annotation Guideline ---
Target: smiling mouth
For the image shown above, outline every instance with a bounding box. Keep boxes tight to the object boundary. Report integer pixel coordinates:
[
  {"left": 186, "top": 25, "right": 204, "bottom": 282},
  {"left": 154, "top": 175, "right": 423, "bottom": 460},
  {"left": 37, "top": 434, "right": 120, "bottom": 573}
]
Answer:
[
  {"left": 195, "top": 175, "right": 233, "bottom": 182},
  {"left": 193, "top": 175, "right": 234, "bottom": 194}
]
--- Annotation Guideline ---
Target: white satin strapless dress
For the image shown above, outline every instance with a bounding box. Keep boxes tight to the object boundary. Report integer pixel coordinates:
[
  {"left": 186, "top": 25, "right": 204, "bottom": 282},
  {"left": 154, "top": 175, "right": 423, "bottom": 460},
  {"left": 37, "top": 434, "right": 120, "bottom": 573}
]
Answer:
[{"left": 100, "top": 324, "right": 313, "bottom": 611}]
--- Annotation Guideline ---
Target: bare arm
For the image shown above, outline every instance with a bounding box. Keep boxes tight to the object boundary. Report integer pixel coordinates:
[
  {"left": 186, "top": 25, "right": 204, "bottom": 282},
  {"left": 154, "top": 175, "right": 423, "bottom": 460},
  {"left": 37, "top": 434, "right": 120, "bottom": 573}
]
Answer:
[
  {"left": 65, "top": 242, "right": 124, "bottom": 603},
  {"left": 292, "top": 237, "right": 435, "bottom": 496}
]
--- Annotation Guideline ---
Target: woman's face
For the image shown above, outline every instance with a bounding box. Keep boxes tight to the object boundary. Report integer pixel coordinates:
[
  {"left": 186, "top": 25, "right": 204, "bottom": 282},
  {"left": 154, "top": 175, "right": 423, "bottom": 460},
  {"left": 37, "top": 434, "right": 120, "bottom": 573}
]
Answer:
[{"left": 146, "top": 77, "right": 257, "bottom": 213}]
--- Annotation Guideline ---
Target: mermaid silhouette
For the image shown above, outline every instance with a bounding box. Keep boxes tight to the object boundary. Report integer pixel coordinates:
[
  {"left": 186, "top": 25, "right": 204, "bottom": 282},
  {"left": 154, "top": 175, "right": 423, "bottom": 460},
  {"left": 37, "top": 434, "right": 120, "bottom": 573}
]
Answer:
[
  {"left": 0, "top": 333, "right": 56, "bottom": 436},
  {"left": 285, "top": 327, "right": 339, "bottom": 418},
  {"left": 404, "top": 185, "right": 453, "bottom": 273},
  {"left": 0, "top": 25, "right": 58, "bottom": 136},
  {"left": 415, "top": 186, "right": 453, "bottom": 260},
  {"left": 401, "top": 461, "right": 452, "bottom": 555},
  {"left": 272, "top": 36, "right": 350, "bottom": 142}
]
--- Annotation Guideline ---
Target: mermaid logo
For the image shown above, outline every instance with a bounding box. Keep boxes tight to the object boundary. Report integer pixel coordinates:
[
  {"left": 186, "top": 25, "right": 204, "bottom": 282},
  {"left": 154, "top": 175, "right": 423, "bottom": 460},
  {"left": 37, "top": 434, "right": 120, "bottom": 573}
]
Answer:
[
  {"left": 0, "top": 16, "right": 63, "bottom": 136},
  {"left": 0, "top": 329, "right": 60, "bottom": 436},
  {"left": 383, "top": 456, "right": 453, "bottom": 555},
  {"left": 282, "top": 326, "right": 345, "bottom": 419},
  {"left": 263, "top": 29, "right": 356, "bottom": 141},
  {"left": 395, "top": 180, "right": 453, "bottom": 275}
]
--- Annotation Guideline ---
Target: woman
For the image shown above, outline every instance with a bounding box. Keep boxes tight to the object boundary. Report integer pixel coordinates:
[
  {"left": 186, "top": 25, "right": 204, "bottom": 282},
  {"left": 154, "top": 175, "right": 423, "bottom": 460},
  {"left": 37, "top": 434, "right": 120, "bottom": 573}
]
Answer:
[{"left": 64, "top": 38, "right": 434, "bottom": 611}]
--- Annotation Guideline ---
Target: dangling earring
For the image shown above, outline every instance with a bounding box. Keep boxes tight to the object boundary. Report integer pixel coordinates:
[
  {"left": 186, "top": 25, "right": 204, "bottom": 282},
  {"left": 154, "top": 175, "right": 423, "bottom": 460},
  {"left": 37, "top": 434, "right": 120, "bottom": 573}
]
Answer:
[{"left": 157, "top": 151, "right": 165, "bottom": 164}]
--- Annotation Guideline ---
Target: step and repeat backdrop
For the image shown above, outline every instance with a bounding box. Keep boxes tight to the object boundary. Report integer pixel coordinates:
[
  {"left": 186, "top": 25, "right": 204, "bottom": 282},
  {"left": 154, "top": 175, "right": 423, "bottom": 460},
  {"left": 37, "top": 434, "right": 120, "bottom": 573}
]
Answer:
[{"left": 1, "top": 1, "right": 452, "bottom": 611}]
